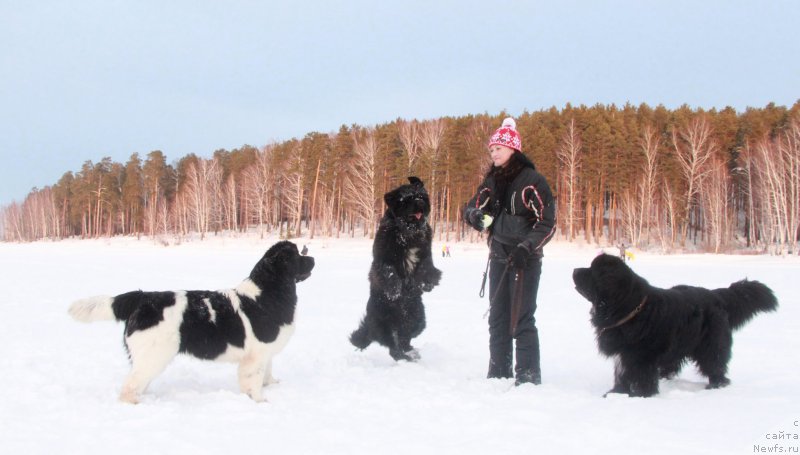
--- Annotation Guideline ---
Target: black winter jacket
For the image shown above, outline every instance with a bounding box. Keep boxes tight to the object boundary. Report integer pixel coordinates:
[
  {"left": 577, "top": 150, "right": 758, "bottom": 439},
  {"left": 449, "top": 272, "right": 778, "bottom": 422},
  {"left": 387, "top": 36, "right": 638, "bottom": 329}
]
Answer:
[{"left": 464, "top": 154, "right": 556, "bottom": 259}]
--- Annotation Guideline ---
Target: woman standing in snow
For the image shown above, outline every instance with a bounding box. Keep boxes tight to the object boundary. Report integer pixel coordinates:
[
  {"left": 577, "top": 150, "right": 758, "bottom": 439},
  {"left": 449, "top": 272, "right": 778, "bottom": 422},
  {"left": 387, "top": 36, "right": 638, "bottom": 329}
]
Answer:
[{"left": 463, "top": 117, "right": 556, "bottom": 385}]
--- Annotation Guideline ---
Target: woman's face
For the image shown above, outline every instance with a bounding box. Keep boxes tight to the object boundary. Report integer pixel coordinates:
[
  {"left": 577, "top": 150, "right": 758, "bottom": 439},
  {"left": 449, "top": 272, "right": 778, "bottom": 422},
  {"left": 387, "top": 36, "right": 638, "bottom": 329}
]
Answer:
[{"left": 489, "top": 144, "right": 515, "bottom": 168}]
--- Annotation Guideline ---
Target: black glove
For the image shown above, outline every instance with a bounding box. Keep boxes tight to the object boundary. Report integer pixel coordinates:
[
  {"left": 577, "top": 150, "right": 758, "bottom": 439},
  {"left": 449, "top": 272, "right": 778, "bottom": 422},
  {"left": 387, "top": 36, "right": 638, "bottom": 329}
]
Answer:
[
  {"left": 465, "top": 208, "right": 484, "bottom": 231},
  {"left": 508, "top": 245, "right": 530, "bottom": 267}
]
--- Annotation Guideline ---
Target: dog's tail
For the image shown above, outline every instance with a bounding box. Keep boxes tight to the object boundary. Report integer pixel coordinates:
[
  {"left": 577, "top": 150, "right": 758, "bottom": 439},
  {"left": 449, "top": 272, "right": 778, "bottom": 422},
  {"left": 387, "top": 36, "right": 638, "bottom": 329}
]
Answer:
[
  {"left": 69, "top": 290, "right": 144, "bottom": 323},
  {"left": 349, "top": 320, "right": 372, "bottom": 350},
  {"left": 720, "top": 279, "right": 778, "bottom": 330},
  {"left": 69, "top": 295, "right": 116, "bottom": 322}
]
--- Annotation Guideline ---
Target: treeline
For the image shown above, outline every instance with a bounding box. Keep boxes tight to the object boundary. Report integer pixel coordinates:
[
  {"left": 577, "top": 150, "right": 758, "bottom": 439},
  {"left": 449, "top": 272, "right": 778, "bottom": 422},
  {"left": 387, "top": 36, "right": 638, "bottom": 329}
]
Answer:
[{"left": 2, "top": 102, "right": 799, "bottom": 254}]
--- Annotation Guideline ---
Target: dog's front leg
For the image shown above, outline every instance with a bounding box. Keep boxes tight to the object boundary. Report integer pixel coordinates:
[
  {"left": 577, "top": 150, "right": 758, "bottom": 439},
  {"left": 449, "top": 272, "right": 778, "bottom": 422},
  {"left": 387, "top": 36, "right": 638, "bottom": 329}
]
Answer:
[
  {"left": 370, "top": 263, "right": 402, "bottom": 299},
  {"left": 238, "top": 352, "right": 269, "bottom": 402},
  {"left": 415, "top": 259, "right": 442, "bottom": 292},
  {"left": 604, "top": 356, "right": 632, "bottom": 397},
  {"left": 628, "top": 363, "right": 659, "bottom": 397},
  {"left": 607, "top": 357, "right": 659, "bottom": 398},
  {"left": 262, "top": 358, "right": 279, "bottom": 386}
]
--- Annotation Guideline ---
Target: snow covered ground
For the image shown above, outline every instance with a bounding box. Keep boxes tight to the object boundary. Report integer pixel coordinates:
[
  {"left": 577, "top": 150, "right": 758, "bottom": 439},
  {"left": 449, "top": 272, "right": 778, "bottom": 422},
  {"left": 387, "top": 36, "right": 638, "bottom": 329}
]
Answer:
[{"left": 0, "top": 235, "right": 797, "bottom": 455}]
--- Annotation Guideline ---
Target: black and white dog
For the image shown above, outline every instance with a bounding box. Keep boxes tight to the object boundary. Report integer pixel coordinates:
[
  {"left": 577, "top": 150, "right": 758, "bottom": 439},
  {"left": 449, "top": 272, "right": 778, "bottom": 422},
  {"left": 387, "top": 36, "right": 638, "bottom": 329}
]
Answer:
[
  {"left": 350, "top": 177, "right": 442, "bottom": 361},
  {"left": 69, "top": 241, "right": 314, "bottom": 404}
]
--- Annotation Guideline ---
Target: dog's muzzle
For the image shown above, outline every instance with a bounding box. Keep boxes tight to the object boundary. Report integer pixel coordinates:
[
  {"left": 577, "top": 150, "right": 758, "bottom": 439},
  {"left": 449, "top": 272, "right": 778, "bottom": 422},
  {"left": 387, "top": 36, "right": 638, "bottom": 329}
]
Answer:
[{"left": 296, "top": 257, "right": 315, "bottom": 282}]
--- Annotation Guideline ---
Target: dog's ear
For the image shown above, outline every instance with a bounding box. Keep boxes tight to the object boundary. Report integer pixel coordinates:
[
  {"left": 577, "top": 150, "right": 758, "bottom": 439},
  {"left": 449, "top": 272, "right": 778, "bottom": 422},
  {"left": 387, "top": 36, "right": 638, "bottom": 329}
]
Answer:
[
  {"left": 408, "top": 176, "right": 423, "bottom": 188},
  {"left": 384, "top": 188, "right": 399, "bottom": 209}
]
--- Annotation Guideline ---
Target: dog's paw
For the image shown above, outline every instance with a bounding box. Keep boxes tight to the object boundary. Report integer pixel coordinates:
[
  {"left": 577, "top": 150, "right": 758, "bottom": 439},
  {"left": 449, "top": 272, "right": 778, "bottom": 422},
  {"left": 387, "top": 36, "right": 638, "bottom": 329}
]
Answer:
[
  {"left": 430, "top": 268, "right": 442, "bottom": 284},
  {"left": 119, "top": 390, "right": 141, "bottom": 405},
  {"left": 390, "top": 348, "right": 420, "bottom": 362},
  {"left": 414, "top": 266, "right": 441, "bottom": 290},
  {"left": 246, "top": 389, "right": 268, "bottom": 403},
  {"left": 706, "top": 376, "right": 731, "bottom": 389},
  {"left": 603, "top": 385, "right": 631, "bottom": 398},
  {"left": 603, "top": 391, "right": 630, "bottom": 399},
  {"left": 405, "top": 348, "right": 421, "bottom": 361},
  {"left": 384, "top": 281, "right": 403, "bottom": 299}
]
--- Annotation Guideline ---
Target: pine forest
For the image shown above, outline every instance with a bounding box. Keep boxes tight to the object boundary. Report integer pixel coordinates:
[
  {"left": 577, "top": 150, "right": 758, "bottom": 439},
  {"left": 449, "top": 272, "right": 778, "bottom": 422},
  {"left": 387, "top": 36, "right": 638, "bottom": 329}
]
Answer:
[{"left": 2, "top": 102, "right": 799, "bottom": 254}]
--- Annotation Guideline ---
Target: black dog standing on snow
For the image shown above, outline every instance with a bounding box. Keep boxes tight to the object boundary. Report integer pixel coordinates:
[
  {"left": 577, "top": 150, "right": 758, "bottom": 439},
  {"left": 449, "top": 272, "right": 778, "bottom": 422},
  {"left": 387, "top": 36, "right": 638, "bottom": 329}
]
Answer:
[
  {"left": 572, "top": 253, "right": 777, "bottom": 397},
  {"left": 350, "top": 177, "right": 442, "bottom": 361}
]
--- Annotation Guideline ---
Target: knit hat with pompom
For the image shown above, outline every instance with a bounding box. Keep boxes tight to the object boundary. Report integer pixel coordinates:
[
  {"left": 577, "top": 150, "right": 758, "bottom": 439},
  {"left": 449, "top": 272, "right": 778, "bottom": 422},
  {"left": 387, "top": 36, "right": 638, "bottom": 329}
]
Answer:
[{"left": 488, "top": 117, "right": 522, "bottom": 151}]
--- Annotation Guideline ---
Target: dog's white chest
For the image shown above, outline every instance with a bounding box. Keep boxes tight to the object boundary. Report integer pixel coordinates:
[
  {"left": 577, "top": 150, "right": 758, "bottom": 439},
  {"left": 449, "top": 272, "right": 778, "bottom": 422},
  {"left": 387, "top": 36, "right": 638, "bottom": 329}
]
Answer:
[
  {"left": 404, "top": 247, "right": 420, "bottom": 273},
  {"left": 265, "top": 323, "right": 296, "bottom": 356}
]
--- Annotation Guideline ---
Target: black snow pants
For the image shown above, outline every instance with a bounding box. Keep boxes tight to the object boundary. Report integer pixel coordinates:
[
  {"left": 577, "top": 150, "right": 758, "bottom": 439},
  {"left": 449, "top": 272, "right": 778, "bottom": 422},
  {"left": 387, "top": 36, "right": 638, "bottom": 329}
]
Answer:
[{"left": 486, "top": 246, "right": 542, "bottom": 384}]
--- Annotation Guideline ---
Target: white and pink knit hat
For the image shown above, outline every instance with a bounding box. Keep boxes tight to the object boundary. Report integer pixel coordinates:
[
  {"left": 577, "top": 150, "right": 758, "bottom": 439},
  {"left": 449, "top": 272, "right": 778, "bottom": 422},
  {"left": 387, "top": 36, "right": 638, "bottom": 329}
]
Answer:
[{"left": 488, "top": 117, "right": 522, "bottom": 151}]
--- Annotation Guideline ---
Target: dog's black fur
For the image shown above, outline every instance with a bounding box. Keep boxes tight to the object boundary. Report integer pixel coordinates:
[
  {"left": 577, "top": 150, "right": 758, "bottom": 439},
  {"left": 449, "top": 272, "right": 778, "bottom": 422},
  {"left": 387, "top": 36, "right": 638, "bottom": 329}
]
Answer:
[
  {"left": 69, "top": 240, "right": 314, "bottom": 403},
  {"left": 572, "top": 254, "right": 777, "bottom": 397},
  {"left": 350, "top": 177, "right": 442, "bottom": 361}
]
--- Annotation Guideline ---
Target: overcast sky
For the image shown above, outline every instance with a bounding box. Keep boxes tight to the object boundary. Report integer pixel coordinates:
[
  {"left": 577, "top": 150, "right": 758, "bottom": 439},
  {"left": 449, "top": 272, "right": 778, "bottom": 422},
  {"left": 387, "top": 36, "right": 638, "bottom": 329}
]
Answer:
[{"left": 1, "top": 0, "right": 798, "bottom": 205}]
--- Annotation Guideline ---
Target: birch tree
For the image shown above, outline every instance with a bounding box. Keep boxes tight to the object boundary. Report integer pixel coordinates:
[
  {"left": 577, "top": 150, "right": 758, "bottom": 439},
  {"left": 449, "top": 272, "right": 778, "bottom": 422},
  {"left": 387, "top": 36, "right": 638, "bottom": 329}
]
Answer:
[
  {"left": 283, "top": 146, "right": 305, "bottom": 238},
  {"left": 142, "top": 151, "right": 169, "bottom": 239},
  {"left": 220, "top": 173, "right": 237, "bottom": 232},
  {"left": 242, "top": 145, "right": 275, "bottom": 238},
  {"left": 555, "top": 117, "right": 582, "bottom": 241},
  {"left": 2, "top": 202, "right": 22, "bottom": 241},
  {"left": 344, "top": 128, "right": 378, "bottom": 237},
  {"left": 318, "top": 180, "right": 337, "bottom": 237},
  {"left": 399, "top": 119, "right": 421, "bottom": 173},
  {"left": 672, "top": 116, "right": 716, "bottom": 244},
  {"left": 419, "top": 119, "right": 445, "bottom": 231},
  {"left": 750, "top": 113, "right": 800, "bottom": 254},
  {"left": 633, "top": 125, "right": 660, "bottom": 247},
  {"left": 700, "top": 157, "right": 731, "bottom": 253},
  {"left": 780, "top": 113, "right": 800, "bottom": 254},
  {"left": 184, "top": 157, "right": 222, "bottom": 240},
  {"left": 658, "top": 178, "right": 680, "bottom": 252}
]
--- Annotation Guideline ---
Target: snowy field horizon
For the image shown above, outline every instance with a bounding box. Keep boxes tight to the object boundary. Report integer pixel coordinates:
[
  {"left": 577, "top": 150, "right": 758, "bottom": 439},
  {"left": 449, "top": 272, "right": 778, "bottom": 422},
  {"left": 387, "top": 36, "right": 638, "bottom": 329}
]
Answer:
[{"left": 1, "top": 234, "right": 797, "bottom": 455}]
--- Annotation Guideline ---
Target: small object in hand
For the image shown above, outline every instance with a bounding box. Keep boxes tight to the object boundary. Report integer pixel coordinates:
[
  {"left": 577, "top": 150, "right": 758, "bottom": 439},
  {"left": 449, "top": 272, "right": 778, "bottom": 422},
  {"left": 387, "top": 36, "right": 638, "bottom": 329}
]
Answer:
[{"left": 482, "top": 214, "right": 494, "bottom": 228}]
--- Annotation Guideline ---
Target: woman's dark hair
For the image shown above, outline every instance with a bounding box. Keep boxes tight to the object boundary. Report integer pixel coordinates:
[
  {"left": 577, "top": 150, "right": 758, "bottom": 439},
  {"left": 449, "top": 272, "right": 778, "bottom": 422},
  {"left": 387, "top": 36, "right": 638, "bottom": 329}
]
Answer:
[
  {"left": 485, "top": 151, "right": 536, "bottom": 216},
  {"left": 485, "top": 150, "right": 535, "bottom": 179}
]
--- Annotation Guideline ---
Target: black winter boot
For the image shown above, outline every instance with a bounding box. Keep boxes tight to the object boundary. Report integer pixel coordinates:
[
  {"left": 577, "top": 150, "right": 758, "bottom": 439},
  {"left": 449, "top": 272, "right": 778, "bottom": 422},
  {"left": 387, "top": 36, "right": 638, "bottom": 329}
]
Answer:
[
  {"left": 514, "top": 370, "right": 541, "bottom": 386},
  {"left": 487, "top": 350, "right": 513, "bottom": 379},
  {"left": 514, "top": 327, "right": 541, "bottom": 386}
]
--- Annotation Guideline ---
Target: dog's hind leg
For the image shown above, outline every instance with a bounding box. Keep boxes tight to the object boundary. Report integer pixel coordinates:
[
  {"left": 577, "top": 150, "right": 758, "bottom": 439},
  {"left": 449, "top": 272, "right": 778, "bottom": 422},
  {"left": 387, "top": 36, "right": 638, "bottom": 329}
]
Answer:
[
  {"left": 119, "top": 332, "right": 179, "bottom": 404},
  {"left": 388, "top": 330, "right": 420, "bottom": 362},
  {"left": 398, "top": 340, "right": 420, "bottom": 361},
  {"left": 388, "top": 330, "right": 404, "bottom": 360},
  {"left": 694, "top": 322, "right": 733, "bottom": 389}
]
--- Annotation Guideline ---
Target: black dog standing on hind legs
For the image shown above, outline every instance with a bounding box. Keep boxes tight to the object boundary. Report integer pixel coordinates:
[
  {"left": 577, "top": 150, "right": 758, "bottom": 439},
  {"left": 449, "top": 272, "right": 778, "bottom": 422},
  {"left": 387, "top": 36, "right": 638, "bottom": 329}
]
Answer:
[{"left": 350, "top": 177, "right": 442, "bottom": 361}]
